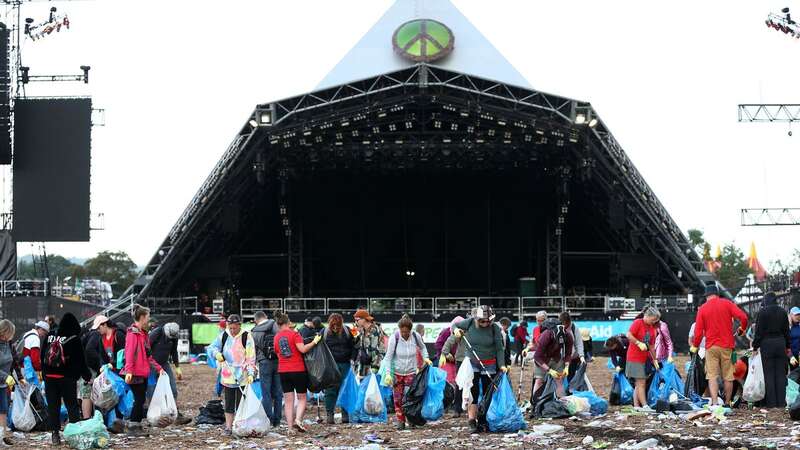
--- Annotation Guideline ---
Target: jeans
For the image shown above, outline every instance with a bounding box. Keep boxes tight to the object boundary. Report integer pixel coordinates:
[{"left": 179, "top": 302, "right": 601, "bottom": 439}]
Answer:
[
  {"left": 146, "top": 363, "right": 178, "bottom": 401},
  {"left": 258, "top": 359, "right": 282, "bottom": 426},
  {"left": 324, "top": 362, "right": 352, "bottom": 414},
  {"left": 45, "top": 377, "right": 80, "bottom": 432},
  {"left": 129, "top": 382, "right": 147, "bottom": 423}
]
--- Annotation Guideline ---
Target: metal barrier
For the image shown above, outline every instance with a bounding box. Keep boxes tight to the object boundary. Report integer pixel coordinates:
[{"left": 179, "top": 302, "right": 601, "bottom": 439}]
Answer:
[
  {"left": 2, "top": 280, "right": 48, "bottom": 297},
  {"left": 643, "top": 296, "right": 690, "bottom": 311},
  {"left": 564, "top": 296, "right": 606, "bottom": 311},
  {"left": 141, "top": 297, "right": 198, "bottom": 317},
  {"left": 284, "top": 298, "right": 326, "bottom": 317},
  {"left": 521, "top": 296, "right": 564, "bottom": 316},
  {"left": 239, "top": 297, "right": 283, "bottom": 319},
  {"left": 412, "top": 297, "right": 434, "bottom": 314},
  {"left": 479, "top": 297, "right": 521, "bottom": 319},
  {"left": 434, "top": 297, "right": 478, "bottom": 315},
  {"left": 327, "top": 298, "right": 369, "bottom": 317},
  {"left": 369, "top": 298, "right": 412, "bottom": 314}
]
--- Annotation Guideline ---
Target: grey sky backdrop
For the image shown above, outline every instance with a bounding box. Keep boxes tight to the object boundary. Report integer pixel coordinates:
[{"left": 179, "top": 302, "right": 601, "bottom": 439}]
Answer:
[{"left": 6, "top": 0, "right": 799, "bottom": 267}]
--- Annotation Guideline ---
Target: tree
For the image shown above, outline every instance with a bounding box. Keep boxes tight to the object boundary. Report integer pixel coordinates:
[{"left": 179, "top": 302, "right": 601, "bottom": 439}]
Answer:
[
  {"left": 83, "top": 251, "right": 137, "bottom": 293},
  {"left": 16, "top": 255, "right": 80, "bottom": 280},
  {"left": 687, "top": 229, "right": 707, "bottom": 254},
  {"left": 715, "top": 243, "right": 753, "bottom": 296}
]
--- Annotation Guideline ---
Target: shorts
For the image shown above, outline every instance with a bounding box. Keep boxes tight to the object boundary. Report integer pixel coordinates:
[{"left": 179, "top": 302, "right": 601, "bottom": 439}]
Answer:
[
  {"left": 279, "top": 371, "right": 309, "bottom": 394},
  {"left": 78, "top": 369, "right": 98, "bottom": 400},
  {"left": 223, "top": 386, "right": 243, "bottom": 414},
  {"left": 533, "top": 359, "right": 565, "bottom": 379},
  {"left": 625, "top": 361, "right": 647, "bottom": 380},
  {"left": 705, "top": 346, "right": 734, "bottom": 381}
]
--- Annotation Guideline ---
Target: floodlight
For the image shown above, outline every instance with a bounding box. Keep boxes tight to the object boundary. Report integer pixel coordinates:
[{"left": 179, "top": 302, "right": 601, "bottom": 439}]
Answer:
[
  {"left": 248, "top": 119, "right": 258, "bottom": 128},
  {"left": 259, "top": 111, "right": 272, "bottom": 125},
  {"left": 588, "top": 118, "right": 598, "bottom": 128},
  {"left": 575, "top": 113, "right": 586, "bottom": 125}
]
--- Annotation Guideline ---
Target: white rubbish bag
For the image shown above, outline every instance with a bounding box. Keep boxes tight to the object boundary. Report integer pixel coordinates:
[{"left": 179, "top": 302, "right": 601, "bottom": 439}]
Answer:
[
  {"left": 364, "top": 373, "right": 385, "bottom": 415},
  {"left": 147, "top": 373, "right": 178, "bottom": 427},
  {"left": 455, "top": 359, "right": 474, "bottom": 411},
  {"left": 233, "top": 384, "right": 270, "bottom": 437},
  {"left": 742, "top": 353, "right": 765, "bottom": 403},
  {"left": 11, "top": 385, "right": 37, "bottom": 432},
  {"left": 91, "top": 371, "right": 119, "bottom": 412}
]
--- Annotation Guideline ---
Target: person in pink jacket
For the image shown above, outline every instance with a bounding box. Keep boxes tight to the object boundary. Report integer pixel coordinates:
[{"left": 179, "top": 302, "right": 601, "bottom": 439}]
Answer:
[
  {"left": 653, "top": 319, "right": 674, "bottom": 364},
  {"left": 123, "top": 305, "right": 164, "bottom": 436}
]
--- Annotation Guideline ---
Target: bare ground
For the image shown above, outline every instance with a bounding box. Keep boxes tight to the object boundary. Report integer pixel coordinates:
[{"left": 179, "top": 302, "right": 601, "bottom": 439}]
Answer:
[{"left": 15, "top": 356, "right": 800, "bottom": 450}]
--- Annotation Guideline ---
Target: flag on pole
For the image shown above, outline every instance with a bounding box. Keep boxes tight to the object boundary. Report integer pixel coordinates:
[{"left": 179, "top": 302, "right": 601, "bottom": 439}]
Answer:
[{"left": 747, "top": 242, "right": 767, "bottom": 282}]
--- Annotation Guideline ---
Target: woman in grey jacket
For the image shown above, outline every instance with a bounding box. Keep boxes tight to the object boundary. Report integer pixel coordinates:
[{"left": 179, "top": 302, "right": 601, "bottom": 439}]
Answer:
[
  {"left": 560, "top": 312, "right": 586, "bottom": 385},
  {"left": 0, "top": 319, "right": 23, "bottom": 446}
]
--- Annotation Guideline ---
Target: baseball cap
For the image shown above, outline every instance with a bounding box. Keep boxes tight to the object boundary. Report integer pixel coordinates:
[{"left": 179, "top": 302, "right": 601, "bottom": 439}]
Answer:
[
  {"left": 354, "top": 310, "right": 374, "bottom": 321},
  {"left": 34, "top": 320, "right": 50, "bottom": 333},
  {"left": 227, "top": 314, "right": 242, "bottom": 324},
  {"left": 91, "top": 315, "right": 109, "bottom": 330},
  {"left": 791, "top": 307, "right": 800, "bottom": 316}
]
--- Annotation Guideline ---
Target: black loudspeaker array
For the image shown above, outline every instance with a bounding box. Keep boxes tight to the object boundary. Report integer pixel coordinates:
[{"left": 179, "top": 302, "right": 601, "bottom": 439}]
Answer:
[{"left": 0, "top": 27, "right": 10, "bottom": 165}]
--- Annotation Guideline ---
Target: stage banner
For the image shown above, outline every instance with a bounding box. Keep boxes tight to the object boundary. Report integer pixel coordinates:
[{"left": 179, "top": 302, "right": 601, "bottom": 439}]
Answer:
[{"left": 510, "top": 320, "right": 633, "bottom": 343}]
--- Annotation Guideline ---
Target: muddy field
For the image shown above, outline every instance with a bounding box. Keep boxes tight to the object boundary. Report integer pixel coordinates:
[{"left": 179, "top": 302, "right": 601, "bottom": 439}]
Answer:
[{"left": 16, "top": 356, "right": 800, "bottom": 450}]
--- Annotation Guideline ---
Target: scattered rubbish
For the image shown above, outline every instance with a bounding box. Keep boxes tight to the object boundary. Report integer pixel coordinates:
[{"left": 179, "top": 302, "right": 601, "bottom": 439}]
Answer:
[{"left": 582, "top": 435, "right": 594, "bottom": 445}]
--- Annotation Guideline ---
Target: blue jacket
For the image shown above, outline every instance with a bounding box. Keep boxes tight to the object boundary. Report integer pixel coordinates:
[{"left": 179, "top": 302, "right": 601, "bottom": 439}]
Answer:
[{"left": 790, "top": 323, "right": 800, "bottom": 357}]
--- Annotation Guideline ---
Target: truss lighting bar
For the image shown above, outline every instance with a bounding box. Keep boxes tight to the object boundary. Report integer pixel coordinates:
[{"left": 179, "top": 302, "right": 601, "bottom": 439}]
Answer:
[
  {"left": 741, "top": 208, "right": 800, "bottom": 226},
  {"left": 738, "top": 104, "right": 800, "bottom": 122}
]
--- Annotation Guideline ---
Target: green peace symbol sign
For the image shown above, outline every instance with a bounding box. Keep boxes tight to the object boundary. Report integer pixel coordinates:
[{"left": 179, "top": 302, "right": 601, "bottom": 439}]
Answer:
[{"left": 392, "top": 19, "right": 454, "bottom": 62}]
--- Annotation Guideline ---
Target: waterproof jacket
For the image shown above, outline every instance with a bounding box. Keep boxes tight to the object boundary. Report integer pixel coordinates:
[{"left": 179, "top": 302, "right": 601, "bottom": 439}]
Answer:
[
  {"left": 453, "top": 318, "right": 506, "bottom": 370},
  {"left": 442, "top": 328, "right": 466, "bottom": 363},
  {"left": 692, "top": 295, "right": 748, "bottom": 350},
  {"left": 324, "top": 326, "right": 356, "bottom": 364},
  {"left": 299, "top": 325, "right": 324, "bottom": 344},
  {"left": 752, "top": 303, "right": 791, "bottom": 351},
  {"left": 434, "top": 327, "right": 451, "bottom": 359},
  {"left": 41, "top": 312, "right": 91, "bottom": 381},
  {"left": 568, "top": 323, "right": 584, "bottom": 361},
  {"left": 533, "top": 326, "right": 574, "bottom": 368},
  {"left": 85, "top": 326, "right": 126, "bottom": 373},
  {"left": 251, "top": 319, "right": 279, "bottom": 364},
  {"left": 149, "top": 326, "right": 179, "bottom": 368},
  {"left": 791, "top": 322, "right": 800, "bottom": 357},
  {"left": 355, "top": 324, "right": 387, "bottom": 374},
  {"left": 653, "top": 321, "right": 674, "bottom": 361},
  {"left": 0, "top": 340, "right": 21, "bottom": 388},
  {"left": 123, "top": 325, "right": 162, "bottom": 378},
  {"left": 208, "top": 329, "right": 256, "bottom": 388}
]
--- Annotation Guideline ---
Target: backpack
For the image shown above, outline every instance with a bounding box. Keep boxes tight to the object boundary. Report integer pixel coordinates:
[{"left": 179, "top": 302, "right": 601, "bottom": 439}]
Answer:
[
  {"left": 221, "top": 331, "right": 249, "bottom": 351},
  {"left": 14, "top": 331, "right": 37, "bottom": 360},
  {"left": 255, "top": 320, "right": 278, "bottom": 360},
  {"left": 46, "top": 335, "right": 75, "bottom": 369},
  {"left": 509, "top": 324, "right": 518, "bottom": 341},
  {"left": 540, "top": 319, "right": 567, "bottom": 358}
]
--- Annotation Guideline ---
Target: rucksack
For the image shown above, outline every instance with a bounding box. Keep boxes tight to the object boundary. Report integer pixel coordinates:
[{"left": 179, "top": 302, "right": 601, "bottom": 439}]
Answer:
[
  {"left": 509, "top": 324, "right": 518, "bottom": 340},
  {"left": 221, "top": 331, "right": 249, "bottom": 351},
  {"left": 46, "top": 335, "right": 75, "bottom": 369},
  {"left": 540, "top": 319, "right": 567, "bottom": 358},
  {"left": 14, "top": 331, "right": 37, "bottom": 360},
  {"left": 255, "top": 320, "right": 278, "bottom": 360}
]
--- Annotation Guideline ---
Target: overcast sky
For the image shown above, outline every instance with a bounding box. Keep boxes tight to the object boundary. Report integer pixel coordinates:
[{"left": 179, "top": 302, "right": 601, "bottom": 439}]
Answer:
[{"left": 6, "top": 0, "right": 800, "bottom": 268}]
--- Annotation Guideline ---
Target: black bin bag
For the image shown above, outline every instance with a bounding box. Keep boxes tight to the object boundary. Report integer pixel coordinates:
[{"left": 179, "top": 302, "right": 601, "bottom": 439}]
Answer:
[
  {"left": 402, "top": 365, "right": 429, "bottom": 426},
  {"left": 304, "top": 340, "right": 342, "bottom": 393}
]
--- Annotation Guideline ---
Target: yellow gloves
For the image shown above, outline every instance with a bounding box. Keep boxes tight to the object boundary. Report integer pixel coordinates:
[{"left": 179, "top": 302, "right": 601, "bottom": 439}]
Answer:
[
  {"left": 439, "top": 355, "right": 447, "bottom": 367},
  {"left": 562, "top": 367, "right": 569, "bottom": 378},
  {"left": 5, "top": 375, "right": 14, "bottom": 387},
  {"left": 615, "top": 366, "right": 622, "bottom": 373},
  {"left": 653, "top": 360, "right": 660, "bottom": 371},
  {"left": 500, "top": 366, "right": 509, "bottom": 373},
  {"left": 385, "top": 375, "right": 393, "bottom": 385},
  {"left": 125, "top": 373, "right": 133, "bottom": 384},
  {"left": 547, "top": 369, "right": 560, "bottom": 378},
  {"left": 215, "top": 353, "right": 225, "bottom": 362},
  {"left": 636, "top": 342, "right": 647, "bottom": 351},
  {"left": 522, "top": 347, "right": 529, "bottom": 356},
  {"left": 689, "top": 346, "right": 698, "bottom": 354},
  {"left": 667, "top": 356, "right": 674, "bottom": 364},
  {"left": 245, "top": 375, "right": 254, "bottom": 385},
  {"left": 423, "top": 358, "right": 432, "bottom": 366},
  {"left": 312, "top": 335, "right": 322, "bottom": 345},
  {"left": 791, "top": 356, "right": 798, "bottom": 366},
  {"left": 453, "top": 329, "right": 463, "bottom": 338},
  {"left": 175, "top": 367, "right": 183, "bottom": 380}
]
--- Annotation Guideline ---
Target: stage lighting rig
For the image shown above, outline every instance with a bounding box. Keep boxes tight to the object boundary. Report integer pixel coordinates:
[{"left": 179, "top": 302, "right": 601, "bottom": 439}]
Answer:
[
  {"left": 24, "top": 7, "right": 70, "bottom": 42},
  {"left": 765, "top": 7, "right": 800, "bottom": 39},
  {"left": 18, "top": 65, "right": 90, "bottom": 84}
]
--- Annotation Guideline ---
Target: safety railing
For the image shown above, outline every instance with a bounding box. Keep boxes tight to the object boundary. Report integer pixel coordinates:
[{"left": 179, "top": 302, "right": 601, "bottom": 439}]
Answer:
[
  {"left": 479, "top": 297, "right": 521, "bottom": 320},
  {"left": 140, "top": 297, "right": 199, "bottom": 317},
  {"left": 369, "top": 297, "right": 412, "bottom": 315},
  {"left": 284, "top": 298, "right": 326, "bottom": 317},
  {"left": 411, "top": 297, "right": 434, "bottom": 314},
  {"left": 521, "top": 296, "right": 565, "bottom": 316},
  {"left": 564, "top": 296, "right": 606, "bottom": 311},
  {"left": 1, "top": 279, "right": 48, "bottom": 297},
  {"left": 434, "top": 297, "right": 478, "bottom": 314},
  {"left": 327, "top": 298, "right": 369, "bottom": 318},
  {"left": 642, "top": 296, "right": 690, "bottom": 311}
]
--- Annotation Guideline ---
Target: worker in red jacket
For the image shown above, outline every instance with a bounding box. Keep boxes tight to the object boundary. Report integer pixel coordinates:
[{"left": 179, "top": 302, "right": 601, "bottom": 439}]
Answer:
[{"left": 690, "top": 284, "right": 748, "bottom": 407}]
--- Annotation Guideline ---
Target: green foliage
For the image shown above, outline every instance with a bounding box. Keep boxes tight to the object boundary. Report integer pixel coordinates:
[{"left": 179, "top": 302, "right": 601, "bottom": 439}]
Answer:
[
  {"left": 83, "top": 251, "right": 137, "bottom": 291},
  {"left": 715, "top": 243, "right": 752, "bottom": 296},
  {"left": 687, "top": 229, "right": 706, "bottom": 253}
]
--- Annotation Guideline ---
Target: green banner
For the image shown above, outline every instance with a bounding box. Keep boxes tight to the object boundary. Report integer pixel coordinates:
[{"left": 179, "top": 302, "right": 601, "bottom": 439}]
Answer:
[{"left": 192, "top": 322, "right": 254, "bottom": 345}]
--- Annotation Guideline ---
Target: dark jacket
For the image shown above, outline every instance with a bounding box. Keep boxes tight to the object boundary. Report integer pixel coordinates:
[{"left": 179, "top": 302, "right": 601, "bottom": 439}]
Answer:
[
  {"left": 790, "top": 323, "right": 800, "bottom": 357},
  {"left": 607, "top": 335, "right": 628, "bottom": 369},
  {"left": 149, "top": 326, "right": 179, "bottom": 367},
  {"left": 533, "top": 326, "right": 574, "bottom": 368},
  {"left": 85, "top": 326, "right": 126, "bottom": 373},
  {"left": 753, "top": 304, "right": 791, "bottom": 351},
  {"left": 251, "top": 319, "right": 279, "bottom": 364},
  {"left": 42, "top": 313, "right": 92, "bottom": 381},
  {"left": 299, "top": 325, "right": 324, "bottom": 344},
  {"left": 502, "top": 328, "right": 512, "bottom": 367},
  {"left": 324, "top": 326, "right": 356, "bottom": 364}
]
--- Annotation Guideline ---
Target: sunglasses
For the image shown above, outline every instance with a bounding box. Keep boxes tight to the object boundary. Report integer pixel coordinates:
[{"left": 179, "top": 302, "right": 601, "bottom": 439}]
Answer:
[{"left": 477, "top": 319, "right": 490, "bottom": 324}]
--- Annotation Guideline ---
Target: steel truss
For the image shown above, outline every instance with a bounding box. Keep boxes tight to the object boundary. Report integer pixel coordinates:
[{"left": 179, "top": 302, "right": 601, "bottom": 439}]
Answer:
[
  {"left": 738, "top": 104, "right": 800, "bottom": 122},
  {"left": 741, "top": 208, "right": 800, "bottom": 226},
  {"left": 131, "top": 64, "right": 703, "bottom": 303}
]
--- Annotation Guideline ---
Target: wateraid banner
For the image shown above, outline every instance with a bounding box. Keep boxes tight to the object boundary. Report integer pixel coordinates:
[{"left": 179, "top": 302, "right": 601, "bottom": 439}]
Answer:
[{"left": 509, "top": 320, "right": 633, "bottom": 342}]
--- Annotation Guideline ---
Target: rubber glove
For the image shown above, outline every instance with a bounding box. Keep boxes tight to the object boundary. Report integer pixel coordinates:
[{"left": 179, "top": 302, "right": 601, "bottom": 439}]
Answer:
[
  {"left": 522, "top": 347, "right": 529, "bottom": 356},
  {"left": 689, "top": 346, "right": 698, "bottom": 354},
  {"left": 547, "top": 369, "right": 560, "bottom": 379},
  {"left": 653, "top": 360, "right": 660, "bottom": 371},
  {"left": 125, "top": 373, "right": 133, "bottom": 384},
  {"left": 615, "top": 366, "right": 623, "bottom": 373},
  {"left": 580, "top": 356, "right": 586, "bottom": 364},
  {"left": 791, "top": 356, "right": 798, "bottom": 366},
  {"left": 5, "top": 375, "right": 15, "bottom": 388},
  {"left": 453, "top": 329, "right": 463, "bottom": 338},
  {"left": 736, "top": 327, "right": 745, "bottom": 337},
  {"left": 446, "top": 354, "right": 455, "bottom": 363},
  {"left": 246, "top": 375, "right": 254, "bottom": 385},
  {"left": 423, "top": 358, "right": 432, "bottom": 366},
  {"left": 636, "top": 342, "right": 647, "bottom": 351},
  {"left": 312, "top": 334, "right": 322, "bottom": 345},
  {"left": 385, "top": 374, "right": 393, "bottom": 385},
  {"left": 667, "top": 356, "right": 674, "bottom": 364},
  {"left": 175, "top": 367, "right": 183, "bottom": 380},
  {"left": 438, "top": 355, "right": 447, "bottom": 367},
  {"left": 500, "top": 366, "right": 509, "bottom": 373},
  {"left": 562, "top": 366, "right": 569, "bottom": 378},
  {"left": 215, "top": 353, "right": 225, "bottom": 362}
]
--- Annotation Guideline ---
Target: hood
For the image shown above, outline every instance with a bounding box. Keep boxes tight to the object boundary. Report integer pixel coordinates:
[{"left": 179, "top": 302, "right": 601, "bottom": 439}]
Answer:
[
  {"left": 450, "top": 316, "right": 464, "bottom": 331},
  {"left": 57, "top": 312, "right": 81, "bottom": 337},
  {"left": 252, "top": 321, "right": 273, "bottom": 332}
]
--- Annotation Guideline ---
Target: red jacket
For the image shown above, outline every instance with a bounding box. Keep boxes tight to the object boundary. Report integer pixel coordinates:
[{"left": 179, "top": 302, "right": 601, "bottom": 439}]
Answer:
[
  {"left": 692, "top": 295, "right": 748, "bottom": 350},
  {"left": 534, "top": 327, "right": 573, "bottom": 368},
  {"left": 123, "top": 326, "right": 162, "bottom": 378},
  {"left": 514, "top": 326, "right": 529, "bottom": 346}
]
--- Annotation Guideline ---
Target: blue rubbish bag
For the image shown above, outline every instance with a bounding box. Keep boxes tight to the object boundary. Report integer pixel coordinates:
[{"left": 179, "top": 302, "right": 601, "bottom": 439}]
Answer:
[
  {"left": 335, "top": 368, "right": 360, "bottom": 416},
  {"left": 486, "top": 374, "right": 526, "bottom": 433},
  {"left": 251, "top": 381, "right": 263, "bottom": 401},
  {"left": 23, "top": 356, "right": 40, "bottom": 387},
  {"left": 647, "top": 362, "right": 686, "bottom": 407},
  {"left": 421, "top": 367, "right": 447, "bottom": 421},
  {"left": 351, "top": 373, "right": 387, "bottom": 424},
  {"left": 118, "top": 391, "right": 133, "bottom": 418},
  {"left": 610, "top": 373, "right": 634, "bottom": 405},
  {"left": 105, "top": 410, "right": 115, "bottom": 428},
  {"left": 105, "top": 370, "right": 127, "bottom": 399},
  {"left": 206, "top": 346, "right": 218, "bottom": 369},
  {"left": 380, "top": 384, "right": 393, "bottom": 409},
  {"left": 60, "top": 405, "right": 68, "bottom": 423},
  {"left": 572, "top": 390, "right": 609, "bottom": 416}
]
